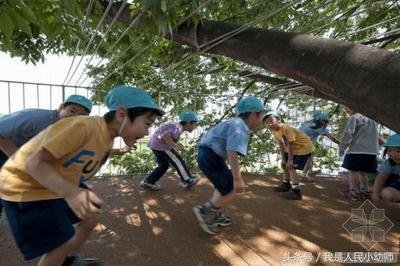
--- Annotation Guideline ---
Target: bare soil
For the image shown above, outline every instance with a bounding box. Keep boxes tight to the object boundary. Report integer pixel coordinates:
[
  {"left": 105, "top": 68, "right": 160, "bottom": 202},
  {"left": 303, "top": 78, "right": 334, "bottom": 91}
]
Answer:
[{"left": 0, "top": 174, "right": 398, "bottom": 265}]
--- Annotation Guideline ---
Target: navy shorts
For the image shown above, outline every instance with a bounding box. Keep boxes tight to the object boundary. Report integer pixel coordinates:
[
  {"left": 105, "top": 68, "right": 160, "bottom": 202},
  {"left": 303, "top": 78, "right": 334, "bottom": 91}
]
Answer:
[
  {"left": 197, "top": 145, "right": 234, "bottom": 196},
  {"left": 384, "top": 174, "right": 400, "bottom": 190},
  {"left": 283, "top": 153, "right": 311, "bottom": 171},
  {"left": 342, "top": 154, "right": 377, "bottom": 173}
]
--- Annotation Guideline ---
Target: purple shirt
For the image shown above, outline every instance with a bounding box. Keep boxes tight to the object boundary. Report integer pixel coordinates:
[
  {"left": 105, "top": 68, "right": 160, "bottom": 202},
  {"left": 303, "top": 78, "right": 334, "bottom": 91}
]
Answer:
[{"left": 148, "top": 123, "right": 182, "bottom": 151}]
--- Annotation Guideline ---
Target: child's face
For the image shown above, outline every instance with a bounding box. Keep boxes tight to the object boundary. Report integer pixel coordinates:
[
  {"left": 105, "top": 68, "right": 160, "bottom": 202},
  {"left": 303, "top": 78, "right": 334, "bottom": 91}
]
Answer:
[
  {"left": 184, "top": 122, "right": 197, "bottom": 133},
  {"left": 249, "top": 112, "right": 264, "bottom": 132},
  {"left": 387, "top": 147, "right": 400, "bottom": 164},
  {"left": 120, "top": 113, "right": 157, "bottom": 148},
  {"left": 59, "top": 104, "right": 89, "bottom": 119},
  {"left": 264, "top": 116, "right": 280, "bottom": 130}
]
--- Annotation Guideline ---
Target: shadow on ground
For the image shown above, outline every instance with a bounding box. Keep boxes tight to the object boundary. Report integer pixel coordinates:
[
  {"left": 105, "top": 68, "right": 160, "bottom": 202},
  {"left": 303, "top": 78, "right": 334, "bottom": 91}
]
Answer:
[{"left": 0, "top": 174, "right": 399, "bottom": 265}]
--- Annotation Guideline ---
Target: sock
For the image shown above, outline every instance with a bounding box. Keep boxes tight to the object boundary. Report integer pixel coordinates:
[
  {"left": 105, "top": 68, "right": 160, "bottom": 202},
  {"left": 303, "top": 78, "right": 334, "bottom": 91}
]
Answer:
[
  {"left": 292, "top": 183, "right": 300, "bottom": 192},
  {"left": 205, "top": 201, "right": 219, "bottom": 211}
]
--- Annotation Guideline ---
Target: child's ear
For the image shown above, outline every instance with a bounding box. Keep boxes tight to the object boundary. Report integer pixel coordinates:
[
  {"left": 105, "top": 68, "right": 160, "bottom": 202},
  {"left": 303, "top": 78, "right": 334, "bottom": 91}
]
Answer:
[{"left": 115, "top": 108, "right": 128, "bottom": 122}]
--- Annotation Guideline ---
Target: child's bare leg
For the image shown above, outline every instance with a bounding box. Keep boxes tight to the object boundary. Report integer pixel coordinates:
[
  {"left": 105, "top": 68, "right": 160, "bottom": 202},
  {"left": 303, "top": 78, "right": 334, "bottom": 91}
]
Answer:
[
  {"left": 210, "top": 189, "right": 236, "bottom": 208},
  {"left": 303, "top": 155, "right": 313, "bottom": 175},
  {"left": 359, "top": 172, "right": 369, "bottom": 189},
  {"left": 38, "top": 217, "right": 99, "bottom": 266},
  {"left": 382, "top": 187, "right": 400, "bottom": 202},
  {"left": 347, "top": 170, "right": 360, "bottom": 190},
  {"left": 289, "top": 168, "right": 300, "bottom": 184},
  {"left": 283, "top": 167, "right": 291, "bottom": 182}
]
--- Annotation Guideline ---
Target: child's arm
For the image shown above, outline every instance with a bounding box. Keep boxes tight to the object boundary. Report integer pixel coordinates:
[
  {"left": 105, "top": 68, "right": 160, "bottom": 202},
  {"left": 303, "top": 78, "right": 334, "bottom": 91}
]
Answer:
[
  {"left": 339, "top": 117, "right": 356, "bottom": 155},
  {"left": 0, "top": 136, "right": 18, "bottom": 157},
  {"left": 227, "top": 150, "right": 245, "bottom": 193},
  {"left": 285, "top": 141, "right": 295, "bottom": 169},
  {"left": 26, "top": 148, "right": 102, "bottom": 219},
  {"left": 325, "top": 133, "right": 340, "bottom": 145},
  {"left": 372, "top": 173, "right": 389, "bottom": 202},
  {"left": 161, "top": 134, "right": 185, "bottom": 152}
]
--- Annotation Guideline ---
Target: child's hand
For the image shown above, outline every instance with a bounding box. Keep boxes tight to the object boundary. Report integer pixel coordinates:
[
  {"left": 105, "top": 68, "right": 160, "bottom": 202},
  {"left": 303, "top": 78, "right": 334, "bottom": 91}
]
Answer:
[
  {"left": 285, "top": 159, "right": 294, "bottom": 169},
  {"left": 175, "top": 143, "right": 185, "bottom": 152},
  {"left": 235, "top": 178, "right": 246, "bottom": 193},
  {"left": 65, "top": 188, "right": 103, "bottom": 220}
]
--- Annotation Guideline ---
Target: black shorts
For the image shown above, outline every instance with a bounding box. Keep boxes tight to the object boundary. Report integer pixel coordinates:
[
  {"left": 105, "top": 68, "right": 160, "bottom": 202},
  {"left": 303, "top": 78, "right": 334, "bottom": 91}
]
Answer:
[
  {"left": 283, "top": 153, "right": 311, "bottom": 171},
  {"left": 384, "top": 174, "right": 400, "bottom": 190},
  {"left": 342, "top": 153, "right": 377, "bottom": 173},
  {"left": 197, "top": 145, "right": 234, "bottom": 196}
]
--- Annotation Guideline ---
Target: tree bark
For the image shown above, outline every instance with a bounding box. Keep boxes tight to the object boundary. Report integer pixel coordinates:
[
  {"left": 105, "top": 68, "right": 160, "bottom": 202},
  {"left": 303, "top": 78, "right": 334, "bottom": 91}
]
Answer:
[{"left": 109, "top": 4, "right": 400, "bottom": 132}]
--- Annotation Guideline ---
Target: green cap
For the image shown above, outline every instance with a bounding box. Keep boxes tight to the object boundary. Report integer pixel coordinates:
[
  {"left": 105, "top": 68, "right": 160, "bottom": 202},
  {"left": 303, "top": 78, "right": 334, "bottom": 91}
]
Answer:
[
  {"left": 105, "top": 85, "right": 164, "bottom": 114},
  {"left": 236, "top": 96, "right": 265, "bottom": 115}
]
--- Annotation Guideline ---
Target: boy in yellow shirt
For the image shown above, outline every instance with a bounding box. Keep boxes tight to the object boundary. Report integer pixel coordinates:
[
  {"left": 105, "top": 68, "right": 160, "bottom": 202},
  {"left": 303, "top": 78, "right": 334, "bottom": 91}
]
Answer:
[
  {"left": 0, "top": 85, "right": 164, "bottom": 265},
  {"left": 264, "top": 109, "right": 314, "bottom": 200}
]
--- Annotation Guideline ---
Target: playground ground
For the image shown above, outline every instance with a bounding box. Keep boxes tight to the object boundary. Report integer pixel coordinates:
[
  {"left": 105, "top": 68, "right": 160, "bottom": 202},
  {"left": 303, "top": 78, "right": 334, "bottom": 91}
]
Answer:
[{"left": 0, "top": 174, "right": 399, "bottom": 265}]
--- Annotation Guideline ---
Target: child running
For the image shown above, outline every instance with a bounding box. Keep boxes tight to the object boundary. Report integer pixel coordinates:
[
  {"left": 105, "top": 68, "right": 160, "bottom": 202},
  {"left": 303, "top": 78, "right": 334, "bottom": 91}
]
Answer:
[
  {"left": 0, "top": 85, "right": 163, "bottom": 265},
  {"left": 264, "top": 109, "right": 314, "bottom": 200},
  {"left": 339, "top": 106, "right": 379, "bottom": 200},
  {"left": 193, "top": 96, "right": 265, "bottom": 235},
  {"left": 299, "top": 111, "right": 340, "bottom": 179},
  {"left": 140, "top": 110, "right": 199, "bottom": 190},
  {"left": 372, "top": 133, "right": 400, "bottom": 220},
  {"left": 0, "top": 94, "right": 92, "bottom": 220}
]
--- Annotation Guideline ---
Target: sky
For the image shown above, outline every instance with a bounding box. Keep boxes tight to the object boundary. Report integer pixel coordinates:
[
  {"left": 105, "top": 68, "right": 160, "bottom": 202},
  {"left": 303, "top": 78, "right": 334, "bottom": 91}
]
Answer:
[{"left": 0, "top": 51, "right": 102, "bottom": 115}]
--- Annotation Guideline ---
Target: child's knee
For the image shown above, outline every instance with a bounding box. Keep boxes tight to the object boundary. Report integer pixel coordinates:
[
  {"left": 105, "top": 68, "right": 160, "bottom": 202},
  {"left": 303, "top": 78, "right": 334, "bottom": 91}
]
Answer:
[
  {"left": 80, "top": 216, "right": 100, "bottom": 230},
  {"left": 381, "top": 188, "right": 397, "bottom": 202}
]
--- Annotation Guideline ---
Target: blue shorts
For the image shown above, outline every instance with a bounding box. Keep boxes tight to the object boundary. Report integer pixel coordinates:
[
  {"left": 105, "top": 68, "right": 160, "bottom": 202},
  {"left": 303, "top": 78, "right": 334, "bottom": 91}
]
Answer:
[
  {"left": 342, "top": 154, "right": 377, "bottom": 173},
  {"left": 2, "top": 183, "right": 90, "bottom": 260},
  {"left": 3, "top": 197, "right": 82, "bottom": 260},
  {"left": 197, "top": 145, "right": 233, "bottom": 196},
  {"left": 283, "top": 153, "right": 311, "bottom": 171},
  {"left": 384, "top": 174, "right": 400, "bottom": 190}
]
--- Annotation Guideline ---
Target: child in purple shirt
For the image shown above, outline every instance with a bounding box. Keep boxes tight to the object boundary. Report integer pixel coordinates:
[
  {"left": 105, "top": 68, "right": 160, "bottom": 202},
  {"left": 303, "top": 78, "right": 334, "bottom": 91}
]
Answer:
[{"left": 140, "top": 111, "right": 199, "bottom": 190}]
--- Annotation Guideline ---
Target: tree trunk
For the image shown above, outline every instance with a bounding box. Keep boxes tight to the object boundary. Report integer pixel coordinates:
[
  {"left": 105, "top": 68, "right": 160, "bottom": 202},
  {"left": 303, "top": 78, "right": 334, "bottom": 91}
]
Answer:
[{"left": 110, "top": 6, "right": 400, "bottom": 132}]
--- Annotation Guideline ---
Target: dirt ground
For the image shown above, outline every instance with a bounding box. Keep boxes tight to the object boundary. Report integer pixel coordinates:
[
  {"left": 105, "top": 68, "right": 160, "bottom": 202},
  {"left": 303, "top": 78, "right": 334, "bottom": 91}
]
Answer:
[{"left": 0, "top": 174, "right": 399, "bottom": 266}]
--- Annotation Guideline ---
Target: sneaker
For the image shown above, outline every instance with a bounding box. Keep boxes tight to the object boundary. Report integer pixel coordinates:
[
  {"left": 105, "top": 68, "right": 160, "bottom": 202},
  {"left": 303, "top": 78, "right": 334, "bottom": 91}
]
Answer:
[
  {"left": 274, "top": 182, "right": 291, "bottom": 192},
  {"left": 280, "top": 189, "right": 302, "bottom": 200},
  {"left": 183, "top": 176, "right": 200, "bottom": 190},
  {"left": 342, "top": 190, "right": 360, "bottom": 201},
  {"left": 140, "top": 180, "right": 161, "bottom": 191},
  {"left": 63, "top": 256, "right": 101, "bottom": 266},
  {"left": 216, "top": 210, "right": 232, "bottom": 227},
  {"left": 193, "top": 204, "right": 219, "bottom": 235}
]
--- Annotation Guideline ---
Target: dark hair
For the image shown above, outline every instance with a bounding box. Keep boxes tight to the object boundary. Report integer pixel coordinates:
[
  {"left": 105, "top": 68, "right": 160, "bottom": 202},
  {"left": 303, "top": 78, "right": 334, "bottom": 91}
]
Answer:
[
  {"left": 63, "top": 102, "right": 90, "bottom": 114},
  {"left": 103, "top": 107, "right": 163, "bottom": 123},
  {"left": 179, "top": 121, "right": 197, "bottom": 126},
  {"left": 263, "top": 114, "right": 283, "bottom": 123},
  {"left": 310, "top": 120, "right": 327, "bottom": 129},
  {"left": 238, "top": 112, "right": 252, "bottom": 119},
  {"left": 382, "top": 147, "right": 397, "bottom": 166}
]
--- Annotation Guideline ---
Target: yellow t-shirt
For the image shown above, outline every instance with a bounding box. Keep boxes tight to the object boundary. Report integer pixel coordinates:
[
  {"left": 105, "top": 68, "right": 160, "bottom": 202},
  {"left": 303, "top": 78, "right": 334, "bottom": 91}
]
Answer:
[
  {"left": 272, "top": 123, "right": 314, "bottom": 155},
  {"left": 0, "top": 116, "right": 113, "bottom": 202}
]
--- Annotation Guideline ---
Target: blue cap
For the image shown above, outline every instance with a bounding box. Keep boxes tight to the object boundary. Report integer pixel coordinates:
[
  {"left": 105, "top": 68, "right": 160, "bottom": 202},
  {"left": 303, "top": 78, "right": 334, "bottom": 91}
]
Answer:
[
  {"left": 105, "top": 85, "right": 164, "bottom": 114},
  {"left": 179, "top": 111, "right": 198, "bottom": 122},
  {"left": 314, "top": 112, "right": 329, "bottom": 121},
  {"left": 236, "top": 96, "right": 265, "bottom": 115},
  {"left": 64, "top": 94, "right": 92, "bottom": 112},
  {"left": 265, "top": 109, "right": 280, "bottom": 118},
  {"left": 384, "top": 134, "right": 400, "bottom": 147}
]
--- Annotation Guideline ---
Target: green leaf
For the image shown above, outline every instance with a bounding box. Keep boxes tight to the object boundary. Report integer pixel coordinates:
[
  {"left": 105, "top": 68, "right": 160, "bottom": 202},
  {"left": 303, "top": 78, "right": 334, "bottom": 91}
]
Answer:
[
  {"left": 60, "top": 0, "right": 75, "bottom": 14},
  {"left": 15, "top": 4, "right": 37, "bottom": 24},
  {"left": 6, "top": 6, "right": 32, "bottom": 36},
  {"left": 160, "top": 0, "right": 167, "bottom": 13},
  {"left": 0, "top": 10, "right": 14, "bottom": 39}
]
